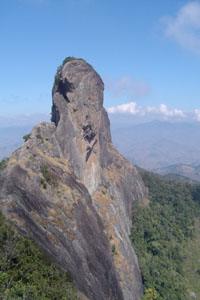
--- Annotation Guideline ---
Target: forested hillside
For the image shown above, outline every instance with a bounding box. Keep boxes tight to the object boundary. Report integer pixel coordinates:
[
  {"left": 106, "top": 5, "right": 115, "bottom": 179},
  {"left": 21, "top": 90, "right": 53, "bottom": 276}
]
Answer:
[
  {"left": 0, "top": 213, "right": 79, "bottom": 300},
  {"left": 131, "top": 171, "right": 200, "bottom": 299}
]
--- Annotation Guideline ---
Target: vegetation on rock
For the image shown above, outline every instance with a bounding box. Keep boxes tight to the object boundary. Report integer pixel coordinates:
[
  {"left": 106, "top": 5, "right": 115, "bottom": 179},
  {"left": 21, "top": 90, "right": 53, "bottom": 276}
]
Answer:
[
  {"left": 131, "top": 170, "right": 200, "bottom": 299},
  {"left": 23, "top": 134, "right": 31, "bottom": 142},
  {"left": 0, "top": 158, "right": 9, "bottom": 172},
  {"left": 54, "top": 56, "right": 84, "bottom": 88},
  {"left": 0, "top": 213, "right": 79, "bottom": 300},
  {"left": 40, "top": 163, "right": 59, "bottom": 187}
]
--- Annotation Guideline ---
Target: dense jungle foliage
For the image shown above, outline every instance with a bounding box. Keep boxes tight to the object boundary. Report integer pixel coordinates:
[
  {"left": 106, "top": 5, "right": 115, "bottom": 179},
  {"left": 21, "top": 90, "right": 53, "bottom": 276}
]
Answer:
[
  {"left": 0, "top": 213, "right": 79, "bottom": 300},
  {"left": 131, "top": 170, "right": 200, "bottom": 300}
]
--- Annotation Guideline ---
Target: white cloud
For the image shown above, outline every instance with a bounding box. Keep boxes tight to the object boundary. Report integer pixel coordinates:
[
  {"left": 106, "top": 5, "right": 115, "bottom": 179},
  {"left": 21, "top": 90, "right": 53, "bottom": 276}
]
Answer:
[
  {"left": 107, "top": 102, "right": 185, "bottom": 119},
  {"left": 105, "top": 76, "right": 151, "bottom": 100},
  {"left": 162, "top": 2, "right": 200, "bottom": 55},
  {"left": 194, "top": 109, "right": 200, "bottom": 120},
  {"left": 107, "top": 102, "right": 142, "bottom": 115},
  {"left": 158, "top": 104, "right": 185, "bottom": 117}
]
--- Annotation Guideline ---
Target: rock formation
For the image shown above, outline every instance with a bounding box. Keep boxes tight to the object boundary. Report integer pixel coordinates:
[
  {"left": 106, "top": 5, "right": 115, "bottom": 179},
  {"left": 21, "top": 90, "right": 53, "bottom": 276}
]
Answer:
[{"left": 0, "top": 58, "right": 148, "bottom": 300}]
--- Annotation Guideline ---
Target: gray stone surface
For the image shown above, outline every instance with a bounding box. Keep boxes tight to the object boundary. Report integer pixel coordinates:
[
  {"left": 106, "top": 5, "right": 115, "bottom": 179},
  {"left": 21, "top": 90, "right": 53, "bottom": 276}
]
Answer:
[{"left": 0, "top": 58, "right": 148, "bottom": 300}]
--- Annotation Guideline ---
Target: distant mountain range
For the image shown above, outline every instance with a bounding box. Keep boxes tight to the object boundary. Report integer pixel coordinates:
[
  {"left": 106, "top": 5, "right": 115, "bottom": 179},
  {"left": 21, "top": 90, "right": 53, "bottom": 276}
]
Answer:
[
  {"left": 153, "top": 163, "right": 200, "bottom": 183},
  {"left": 1, "top": 121, "right": 200, "bottom": 180},
  {"left": 111, "top": 120, "right": 200, "bottom": 170}
]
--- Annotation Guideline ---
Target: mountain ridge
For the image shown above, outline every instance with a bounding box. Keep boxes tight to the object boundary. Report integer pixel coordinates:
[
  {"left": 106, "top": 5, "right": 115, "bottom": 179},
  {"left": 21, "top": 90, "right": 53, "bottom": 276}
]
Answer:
[
  {"left": 153, "top": 162, "right": 200, "bottom": 183},
  {"left": 110, "top": 120, "right": 200, "bottom": 170}
]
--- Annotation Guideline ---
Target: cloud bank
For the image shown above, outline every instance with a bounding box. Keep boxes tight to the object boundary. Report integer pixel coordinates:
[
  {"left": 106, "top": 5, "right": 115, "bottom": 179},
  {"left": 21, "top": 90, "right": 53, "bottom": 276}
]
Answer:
[
  {"left": 107, "top": 102, "right": 140, "bottom": 115},
  {"left": 107, "top": 101, "right": 200, "bottom": 121},
  {"left": 162, "top": 1, "right": 200, "bottom": 55},
  {"left": 194, "top": 109, "right": 200, "bottom": 120},
  {"left": 146, "top": 104, "right": 185, "bottom": 117},
  {"left": 1, "top": 105, "right": 200, "bottom": 127}
]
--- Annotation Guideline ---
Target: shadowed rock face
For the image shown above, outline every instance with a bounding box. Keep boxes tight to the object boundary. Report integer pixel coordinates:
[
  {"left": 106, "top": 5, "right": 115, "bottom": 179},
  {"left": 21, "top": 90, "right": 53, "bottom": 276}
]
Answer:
[{"left": 0, "top": 58, "right": 148, "bottom": 300}]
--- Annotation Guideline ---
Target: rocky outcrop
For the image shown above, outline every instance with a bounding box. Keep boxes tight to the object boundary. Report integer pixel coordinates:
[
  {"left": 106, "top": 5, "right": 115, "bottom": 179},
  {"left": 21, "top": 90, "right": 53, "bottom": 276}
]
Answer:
[{"left": 0, "top": 58, "right": 148, "bottom": 300}]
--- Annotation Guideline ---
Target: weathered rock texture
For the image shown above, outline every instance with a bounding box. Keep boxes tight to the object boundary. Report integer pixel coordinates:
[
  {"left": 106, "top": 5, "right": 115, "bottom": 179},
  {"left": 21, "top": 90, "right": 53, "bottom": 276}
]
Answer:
[{"left": 0, "top": 58, "right": 148, "bottom": 300}]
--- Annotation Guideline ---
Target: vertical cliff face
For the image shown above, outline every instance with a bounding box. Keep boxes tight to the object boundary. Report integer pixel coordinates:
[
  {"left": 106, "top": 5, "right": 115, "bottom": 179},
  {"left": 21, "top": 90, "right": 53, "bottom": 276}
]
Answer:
[
  {"left": 52, "top": 59, "right": 111, "bottom": 195},
  {"left": 0, "top": 58, "right": 148, "bottom": 300}
]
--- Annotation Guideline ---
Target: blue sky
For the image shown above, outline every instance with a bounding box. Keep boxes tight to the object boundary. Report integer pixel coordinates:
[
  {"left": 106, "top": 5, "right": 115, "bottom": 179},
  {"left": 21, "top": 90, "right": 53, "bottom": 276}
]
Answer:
[{"left": 1, "top": 0, "right": 200, "bottom": 125}]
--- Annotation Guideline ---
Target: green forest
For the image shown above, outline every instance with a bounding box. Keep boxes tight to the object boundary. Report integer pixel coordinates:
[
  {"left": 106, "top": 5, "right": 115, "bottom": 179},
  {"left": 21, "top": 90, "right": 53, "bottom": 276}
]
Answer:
[
  {"left": 131, "top": 170, "right": 200, "bottom": 300},
  {"left": 0, "top": 213, "right": 79, "bottom": 300}
]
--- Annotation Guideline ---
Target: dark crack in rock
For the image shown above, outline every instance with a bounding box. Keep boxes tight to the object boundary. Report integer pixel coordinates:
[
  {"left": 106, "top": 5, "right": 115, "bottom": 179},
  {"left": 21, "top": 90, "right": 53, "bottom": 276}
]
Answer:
[
  {"left": 86, "top": 139, "right": 97, "bottom": 162},
  {"left": 83, "top": 124, "right": 96, "bottom": 143}
]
